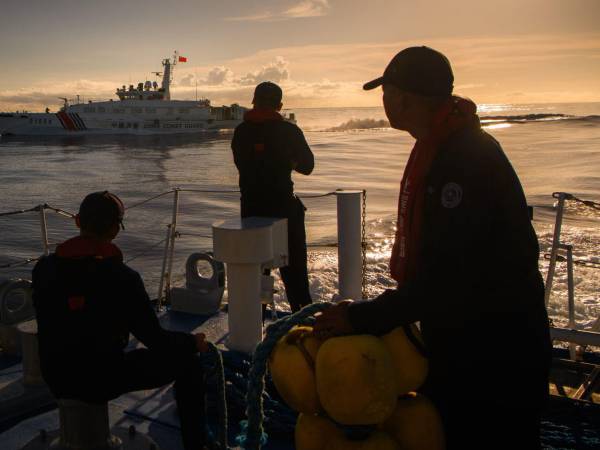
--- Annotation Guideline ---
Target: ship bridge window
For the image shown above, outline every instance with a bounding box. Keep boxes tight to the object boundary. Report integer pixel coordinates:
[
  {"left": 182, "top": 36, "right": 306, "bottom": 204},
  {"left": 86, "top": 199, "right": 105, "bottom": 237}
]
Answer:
[
  {"left": 132, "top": 107, "right": 142, "bottom": 114},
  {"left": 165, "top": 108, "right": 173, "bottom": 115},
  {"left": 84, "top": 107, "right": 96, "bottom": 113},
  {"left": 98, "top": 107, "right": 106, "bottom": 113},
  {"left": 178, "top": 108, "right": 190, "bottom": 114},
  {"left": 145, "top": 107, "right": 156, "bottom": 114},
  {"left": 113, "top": 108, "right": 125, "bottom": 114}
]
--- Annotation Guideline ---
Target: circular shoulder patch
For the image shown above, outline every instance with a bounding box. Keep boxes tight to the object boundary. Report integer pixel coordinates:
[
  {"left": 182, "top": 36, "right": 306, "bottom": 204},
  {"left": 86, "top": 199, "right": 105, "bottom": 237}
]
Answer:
[{"left": 441, "top": 182, "right": 463, "bottom": 208}]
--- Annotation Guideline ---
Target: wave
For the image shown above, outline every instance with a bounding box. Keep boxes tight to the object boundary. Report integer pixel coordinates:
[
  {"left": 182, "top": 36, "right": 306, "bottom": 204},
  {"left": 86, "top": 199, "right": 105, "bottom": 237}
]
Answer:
[
  {"left": 324, "top": 114, "right": 600, "bottom": 132},
  {"left": 326, "top": 118, "right": 390, "bottom": 131},
  {"left": 481, "top": 114, "right": 600, "bottom": 124}
]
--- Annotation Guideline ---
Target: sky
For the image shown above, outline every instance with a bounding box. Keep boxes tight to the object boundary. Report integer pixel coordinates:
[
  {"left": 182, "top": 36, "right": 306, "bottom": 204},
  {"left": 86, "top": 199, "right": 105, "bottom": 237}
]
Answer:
[{"left": 0, "top": 0, "right": 599, "bottom": 111}]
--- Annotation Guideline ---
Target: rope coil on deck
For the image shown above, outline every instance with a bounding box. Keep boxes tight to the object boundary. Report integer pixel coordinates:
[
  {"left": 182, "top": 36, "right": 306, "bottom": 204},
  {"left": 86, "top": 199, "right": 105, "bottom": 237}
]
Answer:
[
  {"left": 204, "top": 342, "right": 228, "bottom": 450},
  {"left": 238, "top": 302, "right": 333, "bottom": 449}
]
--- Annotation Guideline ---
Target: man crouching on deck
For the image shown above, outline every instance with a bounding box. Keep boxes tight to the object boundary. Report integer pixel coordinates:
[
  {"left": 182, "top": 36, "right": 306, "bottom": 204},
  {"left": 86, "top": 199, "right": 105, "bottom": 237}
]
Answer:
[
  {"left": 314, "top": 47, "right": 552, "bottom": 449},
  {"left": 32, "top": 191, "right": 210, "bottom": 450}
]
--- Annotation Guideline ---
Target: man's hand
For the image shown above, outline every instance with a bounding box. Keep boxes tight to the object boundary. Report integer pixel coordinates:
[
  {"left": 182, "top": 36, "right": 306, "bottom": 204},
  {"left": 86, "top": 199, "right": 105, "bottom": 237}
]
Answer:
[
  {"left": 194, "top": 332, "right": 210, "bottom": 353},
  {"left": 313, "top": 300, "right": 355, "bottom": 339}
]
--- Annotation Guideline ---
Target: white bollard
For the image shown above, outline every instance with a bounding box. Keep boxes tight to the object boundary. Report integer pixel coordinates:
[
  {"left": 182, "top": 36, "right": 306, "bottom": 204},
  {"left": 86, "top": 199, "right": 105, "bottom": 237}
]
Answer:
[
  {"left": 226, "top": 264, "right": 263, "bottom": 352},
  {"left": 336, "top": 190, "right": 363, "bottom": 300},
  {"left": 212, "top": 217, "right": 288, "bottom": 353}
]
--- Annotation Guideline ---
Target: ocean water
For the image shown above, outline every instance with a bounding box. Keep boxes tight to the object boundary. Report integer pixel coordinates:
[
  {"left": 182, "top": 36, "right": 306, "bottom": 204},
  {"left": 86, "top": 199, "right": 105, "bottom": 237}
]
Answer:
[{"left": 0, "top": 102, "right": 599, "bottom": 330}]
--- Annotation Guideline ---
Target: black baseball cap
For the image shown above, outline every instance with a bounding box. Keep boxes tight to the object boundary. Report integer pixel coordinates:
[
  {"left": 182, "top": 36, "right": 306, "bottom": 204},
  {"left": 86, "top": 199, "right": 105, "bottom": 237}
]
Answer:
[
  {"left": 363, "top": 46, "right": 454, "bottom": 97},
  {"left": 78, "top": 191, "right": 125, "bottom": 234},
  {"left": 252, "top": 81, "right": 283, "bottom": 107}
]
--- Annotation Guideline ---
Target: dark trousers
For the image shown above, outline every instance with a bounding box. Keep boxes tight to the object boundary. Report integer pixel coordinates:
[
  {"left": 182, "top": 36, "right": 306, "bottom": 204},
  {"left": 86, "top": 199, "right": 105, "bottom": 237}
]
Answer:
[
  {"left": 242, "top": 197, "right": 312, "bottom": 312},
  {"left": 83, "top": 349, "right": 207, "bottom": 450},
  {"left": 430, "top": 393, "right": 542, "bottom": 450}
]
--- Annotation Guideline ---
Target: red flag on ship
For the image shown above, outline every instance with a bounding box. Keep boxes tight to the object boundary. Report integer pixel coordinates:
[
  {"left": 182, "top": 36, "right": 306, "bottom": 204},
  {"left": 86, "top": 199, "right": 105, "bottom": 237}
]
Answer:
[{"left": 178, "top": 56, "right": 187, "bottom": 62}]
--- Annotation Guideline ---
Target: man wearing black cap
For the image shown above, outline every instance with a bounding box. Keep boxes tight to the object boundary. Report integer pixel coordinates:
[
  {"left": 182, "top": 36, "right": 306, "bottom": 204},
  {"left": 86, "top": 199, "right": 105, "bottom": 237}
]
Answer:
[
  {"left": 314, "top": 47, "right": 551, "bottom": 448},
  {"left": 232, "top": 81, "right": 314, "bottom": 312},
  {"left": 32, "top": 191, "right": 210, "bottom": 450}
]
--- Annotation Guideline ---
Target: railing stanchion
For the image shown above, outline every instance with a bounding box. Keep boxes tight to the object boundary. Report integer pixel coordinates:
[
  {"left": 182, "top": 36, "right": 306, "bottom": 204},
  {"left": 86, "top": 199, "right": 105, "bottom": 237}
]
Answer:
[
  {"left": 39, "top": 205, "right": 50, "bottom": 256},
  {"left": 563, "top": 243, "right": 577, "bottom": 360},
  {"left": 545, "top": 192, "right": 567, "bottom": 306},
  {"left": 157, "top": 224, "right": 172, "bottom": 308},
  {"left": 164, "top": 188, "right": 180, "bottom": 305}
]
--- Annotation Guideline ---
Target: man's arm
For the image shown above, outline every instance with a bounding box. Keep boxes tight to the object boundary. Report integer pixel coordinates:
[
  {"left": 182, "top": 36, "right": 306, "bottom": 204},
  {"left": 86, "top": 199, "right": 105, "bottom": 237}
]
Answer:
[
  {"left": 125, "top": 272, "right": 198, "bottom": 354},
  {"left": 317, "top": 132, "right": 505, "bottom": 337},
  {"left": 291, "top": 126, "right": 314, "bottom": 175},
  {"left": 231, "top": 125, "right": 244, "bottom": 170}
]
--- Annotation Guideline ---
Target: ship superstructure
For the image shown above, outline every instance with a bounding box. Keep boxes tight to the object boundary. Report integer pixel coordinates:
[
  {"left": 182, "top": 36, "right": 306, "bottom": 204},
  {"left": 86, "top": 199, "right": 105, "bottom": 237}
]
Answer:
[{"left": 0, "top": 53, "right": 250, "bottom": 136}]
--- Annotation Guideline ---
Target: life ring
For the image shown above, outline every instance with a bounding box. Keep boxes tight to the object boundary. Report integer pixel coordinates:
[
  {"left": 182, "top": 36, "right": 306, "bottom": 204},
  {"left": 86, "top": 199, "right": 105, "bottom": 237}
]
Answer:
[{"left": 0, "top": 279, "right": 34, "bottom": 325}]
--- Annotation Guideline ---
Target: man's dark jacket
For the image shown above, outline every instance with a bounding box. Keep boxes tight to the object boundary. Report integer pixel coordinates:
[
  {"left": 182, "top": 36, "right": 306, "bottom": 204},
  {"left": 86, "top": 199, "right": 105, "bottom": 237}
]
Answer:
[
  {"left": 348, "top": 126, "right": 552, "bottom": 408},
  {"left": 231, "top": 110, "right": 314, "bottom": 217},
  {"left": 32, "top": 236, "right": 197, "bottom": 400}
]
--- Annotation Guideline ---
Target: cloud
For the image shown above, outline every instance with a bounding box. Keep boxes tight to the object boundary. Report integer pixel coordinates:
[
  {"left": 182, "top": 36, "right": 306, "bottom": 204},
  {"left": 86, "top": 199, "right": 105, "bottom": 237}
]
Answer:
[
  {"left": 0, "top": 79, "right": 117, "bottom": 111},
  {"left": 226, "top": 0, "right": 330, "bottom": 22},
  {"left": 284, "top": 0, "right": 330, "bottom": 18},
  {"left": 1, "top": 32, "right": 599, "bottom": 111},
  {"left": 205, "top": 66, "right": 233, "bottom": 85},
  {"left": 178, "top": 73, "right": 196, "bottom": 87},
  {"left": 238, "top": 57, "right": 290, "bottom": 85}
]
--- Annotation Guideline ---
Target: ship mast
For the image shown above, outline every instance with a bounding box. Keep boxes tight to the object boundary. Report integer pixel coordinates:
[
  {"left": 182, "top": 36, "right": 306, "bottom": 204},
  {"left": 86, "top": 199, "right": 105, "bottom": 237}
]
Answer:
[{"left": 161, "top": 51, "right": 179, "bottom": 101}]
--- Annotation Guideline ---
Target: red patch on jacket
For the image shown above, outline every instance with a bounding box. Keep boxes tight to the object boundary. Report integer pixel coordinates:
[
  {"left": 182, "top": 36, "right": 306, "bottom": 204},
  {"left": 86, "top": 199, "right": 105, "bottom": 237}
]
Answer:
[
  {"left": 68, "top": 295, "right": 86, "bottom": 311},
  {"left": 254, "top": 143, "right": 265, "bottom": 152}
]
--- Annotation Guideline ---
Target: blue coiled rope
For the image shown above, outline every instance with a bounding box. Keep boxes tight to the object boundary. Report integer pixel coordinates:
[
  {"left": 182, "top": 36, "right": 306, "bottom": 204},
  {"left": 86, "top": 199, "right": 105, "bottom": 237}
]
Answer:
[
  {"left": 203, "top": 342, "right": 228, "bottom": 450},
  {"left": 237, "top": 302, "right": 333, "bottom": 450}
]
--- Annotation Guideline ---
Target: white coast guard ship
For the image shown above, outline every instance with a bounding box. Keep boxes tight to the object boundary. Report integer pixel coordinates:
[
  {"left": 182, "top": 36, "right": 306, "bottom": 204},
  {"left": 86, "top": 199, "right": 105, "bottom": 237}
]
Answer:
[{"left": 0, "top": 53, "right": 251, "bottom": 136}]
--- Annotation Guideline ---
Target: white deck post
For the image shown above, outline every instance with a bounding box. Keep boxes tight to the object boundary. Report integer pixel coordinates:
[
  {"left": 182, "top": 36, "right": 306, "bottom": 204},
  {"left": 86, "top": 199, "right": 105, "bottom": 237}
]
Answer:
[
  {"left": 336, "top": 190, "right": 363, "bottom": 300},
  {"left": 213, "top": 217, "right": 288, "bottom": 353}
]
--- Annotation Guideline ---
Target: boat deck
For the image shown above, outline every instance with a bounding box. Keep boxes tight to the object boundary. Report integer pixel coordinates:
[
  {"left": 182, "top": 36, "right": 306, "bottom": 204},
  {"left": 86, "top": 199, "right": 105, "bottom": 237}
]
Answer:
[{"left": 1, "top": 309, "right": 600, "bottom": 449}]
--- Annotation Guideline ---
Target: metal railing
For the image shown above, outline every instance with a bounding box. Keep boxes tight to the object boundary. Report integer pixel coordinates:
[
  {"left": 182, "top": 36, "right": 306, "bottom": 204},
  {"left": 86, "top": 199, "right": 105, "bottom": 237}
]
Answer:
[
  {"left": 544, "top": 192, "right": 600, "bottom": 356},
  {"left": 0, "top": 188, "right": 369, "bottom": 306}
]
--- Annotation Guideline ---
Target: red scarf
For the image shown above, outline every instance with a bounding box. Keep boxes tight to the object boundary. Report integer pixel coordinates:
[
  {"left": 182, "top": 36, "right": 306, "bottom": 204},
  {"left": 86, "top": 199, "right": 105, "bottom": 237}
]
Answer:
[
  {"left": 390, "top": 96, "right": 478, "bottom": 285},
  {"left": 56, "top": 236, "right": 123, "bottom": 261},
  {"left": 243, "top": 108, "right": 284, "bottom": 123}
]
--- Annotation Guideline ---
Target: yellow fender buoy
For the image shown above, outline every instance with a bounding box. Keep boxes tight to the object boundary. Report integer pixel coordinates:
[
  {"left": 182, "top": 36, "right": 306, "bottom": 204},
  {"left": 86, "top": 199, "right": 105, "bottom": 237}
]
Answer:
[
  {"left": 295, "top": 413, "right": 343, "bottom": 450},
  {"left": 381, "top": 325, "right": 428, "bottom": 394},
  {"left": 380, "top": 392, "right": 445, "bottom": 450},
  {"left": 316, "top": 335, "right": 397, "bottom": 424},
  {"left": 330, "top": 430, "right": 400, "bottom": 450},
  {"left": 269, "top": 326, "right": 322, "bottom": 413}
]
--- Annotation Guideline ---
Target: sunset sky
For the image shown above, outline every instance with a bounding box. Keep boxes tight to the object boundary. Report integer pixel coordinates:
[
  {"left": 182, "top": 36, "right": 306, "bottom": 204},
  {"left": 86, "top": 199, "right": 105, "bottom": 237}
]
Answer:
[{"left": 1, "top": 0, "right": 599, "bottom": 111}]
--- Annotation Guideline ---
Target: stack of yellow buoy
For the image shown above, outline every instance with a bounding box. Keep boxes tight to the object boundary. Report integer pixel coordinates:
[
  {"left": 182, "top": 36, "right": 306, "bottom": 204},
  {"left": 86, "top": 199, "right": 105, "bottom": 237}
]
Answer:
[{"left": 268, "top": 325, "right": 445, "bottom": 450}]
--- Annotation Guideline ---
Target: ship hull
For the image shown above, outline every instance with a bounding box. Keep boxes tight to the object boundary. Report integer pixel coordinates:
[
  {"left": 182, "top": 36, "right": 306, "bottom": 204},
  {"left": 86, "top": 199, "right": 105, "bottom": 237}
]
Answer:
[{"left": 0, "top": 99, "right": 247, "bottom": 136}]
